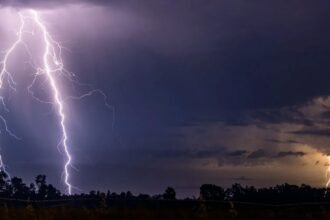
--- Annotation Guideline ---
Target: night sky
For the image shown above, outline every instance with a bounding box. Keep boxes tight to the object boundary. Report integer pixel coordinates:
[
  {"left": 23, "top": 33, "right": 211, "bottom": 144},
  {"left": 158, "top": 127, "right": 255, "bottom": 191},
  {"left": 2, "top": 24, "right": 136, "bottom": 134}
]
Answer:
[{"left": 1, "top": 0, "right": 330, "bottom": 197}]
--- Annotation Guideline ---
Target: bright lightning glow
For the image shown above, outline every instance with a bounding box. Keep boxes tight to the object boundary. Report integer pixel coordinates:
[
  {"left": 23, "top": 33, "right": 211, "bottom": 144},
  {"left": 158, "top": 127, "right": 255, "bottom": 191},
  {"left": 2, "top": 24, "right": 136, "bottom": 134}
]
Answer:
[
  {"left": 31, "top": 10, "right": 72, "bottom": 195},
  {"left": 326, "top": 156, "right": 330, "bottom": 189},
  {"left": 0, "top": 10, "right": 113, "bottom": 195},
  {"left": 0, "top": 154, "right": 11, "bottom": 180}
]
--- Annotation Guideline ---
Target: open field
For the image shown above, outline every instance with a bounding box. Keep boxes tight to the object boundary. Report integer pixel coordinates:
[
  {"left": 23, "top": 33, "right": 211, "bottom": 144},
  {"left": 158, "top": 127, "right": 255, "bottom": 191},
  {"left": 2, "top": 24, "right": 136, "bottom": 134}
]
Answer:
[{"left": 0, "top": 199, "right": 330, "bottom": 220}]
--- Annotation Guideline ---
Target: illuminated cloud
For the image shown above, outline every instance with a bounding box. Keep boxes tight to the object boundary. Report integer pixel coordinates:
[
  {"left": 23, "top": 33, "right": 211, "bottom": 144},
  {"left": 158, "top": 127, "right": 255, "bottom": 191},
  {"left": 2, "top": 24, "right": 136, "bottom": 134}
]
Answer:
[{"left": 1, "top": 0, "right": 330, "bottom": 196}]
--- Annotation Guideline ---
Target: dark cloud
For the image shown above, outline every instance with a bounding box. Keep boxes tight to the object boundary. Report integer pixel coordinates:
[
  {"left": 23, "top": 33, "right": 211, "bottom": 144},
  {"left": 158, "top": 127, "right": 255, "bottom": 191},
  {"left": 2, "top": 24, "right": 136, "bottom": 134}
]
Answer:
[
  {"left": 150, "top": 148, "right": 251, "bottom": 161},
  {"left": 217, "top": 149, "right": 307, "bottom": 167},
  {"left": 250, "top": 108, "right": 314, "bottom": 126},
  {"left": 266, "top": 139, "right": 300, "bottom": 144},
  {"left": 226, "top": 150, "right": 248, "bottom": 157},
  {"left": 290, "top": 128, "right": 330, "bottom": 137},
  {"left": 0, "top": 0, "right": 329, "bottom": 195},
  {"left": 321, "top": 111, "right": 330, "bottom": 119},
  {"left": 247, "top": 150, "right": 307, "bottom": 160},
  {"left": 144, "top": 146, "right": 307, "bottom": 167},
  {"left": 247, "top": 150, "right": 266, "bottom": 159},
  {"left": 150, "top": 149, "right": 188, "bottom": 159},
  {"left": 148, "top": 148, "right": 222, "bottom": 160},
  {"left": 62, "top": 0, "right": 330, "bottom": 127},
  {"left": 75, "top": 0, "right": 330, "bottom": 192},
  {"left": 275, "top": 151, "right": 306, "bottom": 158},
  {"left": 194, "top": 150, "right": 221, "bottom": 159}
]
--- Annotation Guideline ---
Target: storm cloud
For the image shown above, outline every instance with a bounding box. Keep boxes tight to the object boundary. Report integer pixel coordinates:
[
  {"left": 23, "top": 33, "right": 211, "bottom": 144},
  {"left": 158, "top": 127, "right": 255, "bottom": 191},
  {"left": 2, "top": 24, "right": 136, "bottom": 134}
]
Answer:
[{"left": 0, "top": 0, "right": 329, "bottom": 196}]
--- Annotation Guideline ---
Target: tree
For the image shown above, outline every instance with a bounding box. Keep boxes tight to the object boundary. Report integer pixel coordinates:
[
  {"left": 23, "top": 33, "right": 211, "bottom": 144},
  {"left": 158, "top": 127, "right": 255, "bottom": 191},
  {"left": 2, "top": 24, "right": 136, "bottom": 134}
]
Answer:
[
  {"left": 34, "top": 175, "right": 60, "bottom": 199},
  {"left": 126, "top": 191, "right": 134, "bottom": 199},
  {"left": 35, "top": 175, "right": 47, "bottom": 199},
  {"left": 29, "top": 183, "right": 37, "bottom": 200},
  {"left": 0, "top": 171, "right": 10, "bottom": 196},
  {"left": 228, "top": 183, "right": 245, "bottom": 201},
  {"left": 46, "top": 184, "right": 61, "bottom": 199},
  {"left": 200, "top": 184, "right": 225, "bottom": 201},
  {"left": 137, "top": 194, "right": 151, "bottom": 200},
  {"left": 10, "top": 177, "right": 29, "bottom": 199},
  {"left": 163, "top": 187, "right": 176, "bottom": 200}
]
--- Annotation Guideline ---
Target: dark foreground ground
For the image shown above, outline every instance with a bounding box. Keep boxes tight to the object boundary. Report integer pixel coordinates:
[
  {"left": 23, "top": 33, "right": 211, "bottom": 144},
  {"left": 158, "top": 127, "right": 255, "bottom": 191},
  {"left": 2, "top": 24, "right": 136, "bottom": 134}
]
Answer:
[{"left": 1, "top": 200, "right": 330, "bottom": 220}]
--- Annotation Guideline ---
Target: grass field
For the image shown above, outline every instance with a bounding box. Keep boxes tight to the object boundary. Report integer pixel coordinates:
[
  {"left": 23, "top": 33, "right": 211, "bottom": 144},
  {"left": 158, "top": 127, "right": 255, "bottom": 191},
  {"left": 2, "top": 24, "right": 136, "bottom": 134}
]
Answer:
[{"left": 0, "top": 200, "right": 330, "bottom": 220}]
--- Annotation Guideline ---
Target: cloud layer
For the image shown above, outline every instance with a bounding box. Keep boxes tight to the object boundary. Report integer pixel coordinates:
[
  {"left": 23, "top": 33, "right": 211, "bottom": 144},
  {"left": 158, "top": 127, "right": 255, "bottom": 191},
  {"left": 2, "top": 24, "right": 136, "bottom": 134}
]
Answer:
[{"left": 1, "top": 0, "right": 330, "bottom": 195}]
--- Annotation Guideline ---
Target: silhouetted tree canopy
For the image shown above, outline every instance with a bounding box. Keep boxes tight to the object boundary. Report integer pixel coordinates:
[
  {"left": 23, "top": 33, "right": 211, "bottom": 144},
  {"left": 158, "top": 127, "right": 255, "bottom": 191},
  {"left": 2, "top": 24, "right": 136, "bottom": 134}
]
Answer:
[
  {"left": 200, "top": 184, "right": 225, "bottom": 201},
  {"left": 163, "top": 187, "right": 176, "bottom": 200},
  {"left": 0, "top": 173, "right": 328, "bottom": 205}
]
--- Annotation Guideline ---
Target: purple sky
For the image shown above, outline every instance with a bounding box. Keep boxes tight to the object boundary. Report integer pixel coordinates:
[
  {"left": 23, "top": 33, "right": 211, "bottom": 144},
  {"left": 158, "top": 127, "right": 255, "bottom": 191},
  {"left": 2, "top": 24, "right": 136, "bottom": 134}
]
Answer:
[{"left": 0, "top": 0, "right": 330, "bottom": 197}]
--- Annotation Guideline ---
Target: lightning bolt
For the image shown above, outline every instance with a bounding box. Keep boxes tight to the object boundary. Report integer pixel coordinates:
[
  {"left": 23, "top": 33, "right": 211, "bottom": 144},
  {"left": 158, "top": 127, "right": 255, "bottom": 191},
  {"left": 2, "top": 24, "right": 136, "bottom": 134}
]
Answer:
[
  {"left": 0, "top": 9, "right": 113, "bottom": 195},
  {"left": 31, "top": 10, "right": 73, "bottom": 195},
  {"left": 326, "top": 156, "right": 330, "bottom": 191},
  {"left": 0, "top": 154, "right": 11, "bottom": 180}
]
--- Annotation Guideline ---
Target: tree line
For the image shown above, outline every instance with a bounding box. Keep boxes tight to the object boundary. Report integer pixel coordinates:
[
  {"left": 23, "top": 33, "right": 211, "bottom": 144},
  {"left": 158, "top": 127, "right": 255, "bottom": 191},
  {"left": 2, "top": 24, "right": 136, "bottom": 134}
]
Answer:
[{"left": 0, "top": 171, "right": 330, "bottom": 204}]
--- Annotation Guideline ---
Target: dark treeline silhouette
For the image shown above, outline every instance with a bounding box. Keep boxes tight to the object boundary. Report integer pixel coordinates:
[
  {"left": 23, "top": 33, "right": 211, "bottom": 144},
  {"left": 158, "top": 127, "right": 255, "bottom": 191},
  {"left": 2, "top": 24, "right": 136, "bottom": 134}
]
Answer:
[
  {"left": 1, "top": 171, "right": 330, "bottom": 204},
  {"left": 200, "top": 183, "right": 329, "bottom": 204},
  {"left": 0, "top": 172, "right": 61, "bottom": 200}
]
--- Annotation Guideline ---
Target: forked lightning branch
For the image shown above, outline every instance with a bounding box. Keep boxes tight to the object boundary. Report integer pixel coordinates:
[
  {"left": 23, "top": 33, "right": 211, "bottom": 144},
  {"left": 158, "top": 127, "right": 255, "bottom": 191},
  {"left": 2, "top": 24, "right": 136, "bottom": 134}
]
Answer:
[{"left": 0, "top": 10, "right": 111, "bottom": 195}]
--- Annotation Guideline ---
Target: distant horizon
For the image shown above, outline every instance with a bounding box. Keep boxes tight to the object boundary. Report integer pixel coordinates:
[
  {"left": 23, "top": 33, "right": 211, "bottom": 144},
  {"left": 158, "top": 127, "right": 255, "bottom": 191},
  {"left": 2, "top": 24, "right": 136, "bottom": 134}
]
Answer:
[
  {"left": 0, "top": 172, "right": 329, "bottom": 200},
  {"left": 0, "top": 0, "right": 330, "bottom": 198}
]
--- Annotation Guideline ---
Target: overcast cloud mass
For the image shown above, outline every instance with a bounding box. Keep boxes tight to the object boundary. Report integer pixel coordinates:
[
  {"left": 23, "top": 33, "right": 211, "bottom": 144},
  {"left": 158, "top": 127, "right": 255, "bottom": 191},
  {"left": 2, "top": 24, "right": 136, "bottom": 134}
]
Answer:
[{"left": 0, "top": 0, "right": 330, "bottom": 197}]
